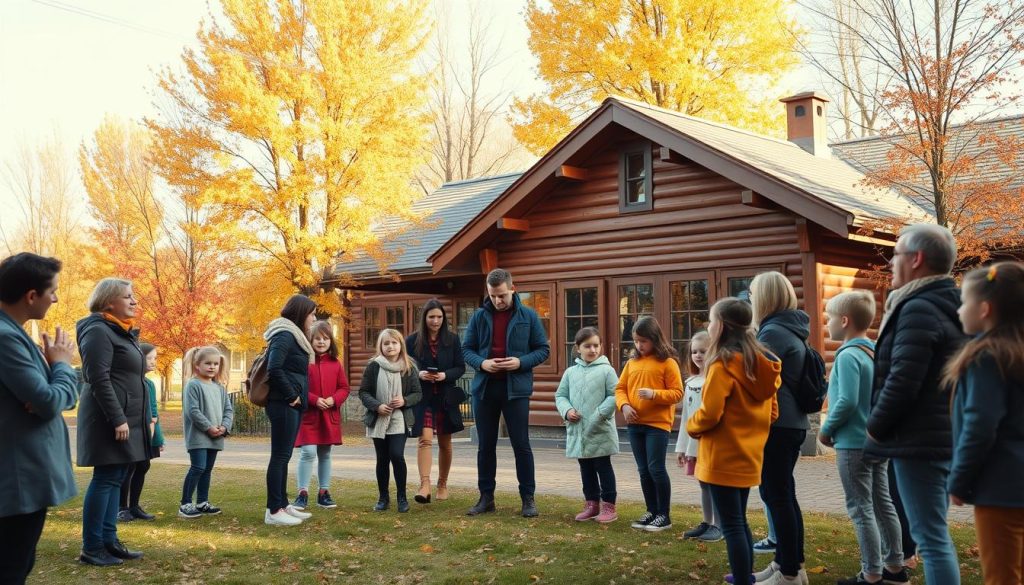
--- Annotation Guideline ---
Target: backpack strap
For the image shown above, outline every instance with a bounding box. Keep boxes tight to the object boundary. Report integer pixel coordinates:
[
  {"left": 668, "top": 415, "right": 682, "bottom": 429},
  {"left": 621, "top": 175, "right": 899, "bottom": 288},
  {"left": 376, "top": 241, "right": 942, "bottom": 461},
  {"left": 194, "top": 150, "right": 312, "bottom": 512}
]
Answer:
[{"left": 836, "top": 344, "right": 875, "bottom": 360}]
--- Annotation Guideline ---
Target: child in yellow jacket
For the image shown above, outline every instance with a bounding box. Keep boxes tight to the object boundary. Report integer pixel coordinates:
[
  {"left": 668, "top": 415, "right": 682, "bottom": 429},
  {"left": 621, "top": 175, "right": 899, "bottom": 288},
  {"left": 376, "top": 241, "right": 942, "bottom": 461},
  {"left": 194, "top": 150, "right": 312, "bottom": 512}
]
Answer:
[
  {"left": 687, "top": 298, "right": 780, "bottom": 584},
  {"left": 615, "top": 316, "right": 683, "bottom": 532}
]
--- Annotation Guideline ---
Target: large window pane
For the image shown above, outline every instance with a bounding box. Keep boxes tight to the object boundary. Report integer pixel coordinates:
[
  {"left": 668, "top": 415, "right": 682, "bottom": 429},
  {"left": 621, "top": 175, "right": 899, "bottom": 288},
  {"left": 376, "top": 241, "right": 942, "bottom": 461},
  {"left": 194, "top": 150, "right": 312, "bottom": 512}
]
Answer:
[
  {"left": 456, "top": 301, "right": 477, "bottom": 342},
  {"left": 670, "top": 279, "right": 711, "bottom": 358},
  {"left": 365, "top": 307, "right": 382, "bottom": 347},
  {"left": 564, "top": 286, "right": 599, "bottom": 367},
  {"left": 618, "top": 283, "right": 654, "bottom": 369},
  {"left": 519, "top": 290, "right": 552, "bottom": 367},
  {"left": 728, "top": 276, "right": 755, "bottom": 302},
  {"left": 385, "top": 306, "right": 405, "bottom": 335}
]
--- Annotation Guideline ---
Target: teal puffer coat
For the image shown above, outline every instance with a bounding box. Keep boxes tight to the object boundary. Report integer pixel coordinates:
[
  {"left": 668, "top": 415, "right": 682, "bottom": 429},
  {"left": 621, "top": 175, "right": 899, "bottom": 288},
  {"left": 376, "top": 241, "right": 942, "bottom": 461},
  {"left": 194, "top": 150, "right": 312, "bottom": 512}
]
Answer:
[{"left": 554, "top": 355, "right": 620, "bottom": 459}]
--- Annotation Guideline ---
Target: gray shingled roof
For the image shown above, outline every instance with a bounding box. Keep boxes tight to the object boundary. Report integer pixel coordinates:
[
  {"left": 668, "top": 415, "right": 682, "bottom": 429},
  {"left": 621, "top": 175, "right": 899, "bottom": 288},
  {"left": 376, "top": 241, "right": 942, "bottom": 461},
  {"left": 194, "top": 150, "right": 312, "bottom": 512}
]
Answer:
[
  {"left": 332, "top": 172, "right": 520, "bottom": 280},
  {"left": 611, "top": 97, "right": 928, "bottom": 225},
  {"left": 831, "top": 114, "right": 1024, "bottom": 215}
]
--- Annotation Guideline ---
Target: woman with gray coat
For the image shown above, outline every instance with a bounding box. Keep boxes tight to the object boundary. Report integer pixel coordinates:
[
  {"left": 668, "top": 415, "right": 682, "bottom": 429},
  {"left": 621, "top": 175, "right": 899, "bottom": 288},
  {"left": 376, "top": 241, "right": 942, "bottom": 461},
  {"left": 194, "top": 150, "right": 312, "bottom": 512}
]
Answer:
[
  {"left": 76, "top": 278, "right": 150, "bottom": 566},
  {"left": 554, "top": 327, "right": 620, "bottom": 523}
]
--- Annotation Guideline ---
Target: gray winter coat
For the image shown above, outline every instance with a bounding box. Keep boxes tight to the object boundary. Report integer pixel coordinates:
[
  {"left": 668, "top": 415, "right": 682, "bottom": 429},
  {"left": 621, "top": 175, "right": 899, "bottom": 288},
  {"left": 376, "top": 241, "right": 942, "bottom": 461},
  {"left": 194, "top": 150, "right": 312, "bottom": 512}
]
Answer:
[
  {"left": 554, "top": 355, "right": 620, "bottom": 459},
  {"left": 75, "top": 313, "right": 151, "bottom": 467}
]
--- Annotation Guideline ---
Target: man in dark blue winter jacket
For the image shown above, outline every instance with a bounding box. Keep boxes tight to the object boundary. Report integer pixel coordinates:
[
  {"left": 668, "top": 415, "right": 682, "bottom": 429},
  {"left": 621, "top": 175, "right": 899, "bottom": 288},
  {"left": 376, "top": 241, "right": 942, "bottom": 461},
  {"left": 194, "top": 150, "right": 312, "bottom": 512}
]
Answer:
[{"left": 462, "top": 268, "right": 550, "bottom": 518}]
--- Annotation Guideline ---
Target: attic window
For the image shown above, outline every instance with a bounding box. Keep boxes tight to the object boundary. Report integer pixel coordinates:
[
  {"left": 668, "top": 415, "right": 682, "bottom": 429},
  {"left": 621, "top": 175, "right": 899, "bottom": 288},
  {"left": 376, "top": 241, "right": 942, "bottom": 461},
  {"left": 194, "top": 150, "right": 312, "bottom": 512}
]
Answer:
[
  {"left": 619, "top": 142, "right": 653, "bottom": 212},
  {"left": 795, "top": 105, "right": 806, "bottom": 117}
]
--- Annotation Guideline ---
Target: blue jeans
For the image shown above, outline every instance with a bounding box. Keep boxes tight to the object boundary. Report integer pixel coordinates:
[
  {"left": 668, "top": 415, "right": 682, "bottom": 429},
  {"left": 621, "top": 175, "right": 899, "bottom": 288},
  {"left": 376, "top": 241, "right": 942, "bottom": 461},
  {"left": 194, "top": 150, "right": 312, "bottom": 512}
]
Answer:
[
  {"left": 297, "top": 444, "right": 333, "bottom": 491},
  {"left": 892, "top": 458, "right": 960, "bottom": 585},
  {"left": 579, "top": 455, "right": 617, "bottom": 503},
  {"left": 265, "top": 400, "right": 301, "bottom": 511},
  {"left": 836, "top": 449, "right": 903, "bottom": 576},
  {"left": 627, "top": 424, "right": 671, "bottom": 516},
  {"left": 473, "top": 378, "right": 535, "bottom": 497},
  {"left": 709, "top": 484, "right": 754, "bottom": 583},
  {"left": 182, "top": 448, "right": 219, "bottom": 505},
  {"left": 81, "top": 464, "right": 128, "bottom": 550},
  {"left": 760, "top": 427, "right": 806, "bottom": 576}
]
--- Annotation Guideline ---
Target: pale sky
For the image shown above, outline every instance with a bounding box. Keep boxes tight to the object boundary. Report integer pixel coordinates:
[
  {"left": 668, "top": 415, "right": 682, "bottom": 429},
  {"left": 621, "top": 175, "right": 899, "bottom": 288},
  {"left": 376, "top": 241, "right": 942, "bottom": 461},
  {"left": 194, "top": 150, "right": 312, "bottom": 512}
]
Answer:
[{"left": 0, "top": 0, "right": 816, "bottom": 239}]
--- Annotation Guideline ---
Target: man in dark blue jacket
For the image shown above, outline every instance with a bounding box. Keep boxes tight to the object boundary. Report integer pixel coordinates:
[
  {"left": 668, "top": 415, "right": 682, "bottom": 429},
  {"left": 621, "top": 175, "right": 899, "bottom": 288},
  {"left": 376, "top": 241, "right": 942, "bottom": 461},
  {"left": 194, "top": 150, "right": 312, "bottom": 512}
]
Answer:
[
  {"left": 865, "top": 223, "right": 966, "bottom": 585},
  {"left": 462, "top": 269, "right": 550, "bottom": 517},
  {"left": 0, "top": 253, "right": 78, "bottom": 583}
]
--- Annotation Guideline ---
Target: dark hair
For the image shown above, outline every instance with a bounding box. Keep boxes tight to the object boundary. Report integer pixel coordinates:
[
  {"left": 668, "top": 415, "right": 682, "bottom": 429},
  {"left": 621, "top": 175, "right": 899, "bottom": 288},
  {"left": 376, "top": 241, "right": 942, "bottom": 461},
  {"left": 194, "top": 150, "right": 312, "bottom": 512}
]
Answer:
[
  {"left": 943, "top": 262, "right": 1024, "bottom": 388},
  {"left": 139, "top": 342, "right": 156, "bottom": 356},
  {"left": 707, "top": 298, "right": 773, "bottom": 382},
  {"left": 414, "top": 299, "right": 454, "bottom": 356},
  {"left": 574, "top": 326, "right": 601, "bottom": 346},
  {"left": 280, "top": 294, "right": 317, "bottom": 330},
  {"left": 0, "top": 253, "right": 62, "bottom": 304},
  {"left": 486, "top": 268, "right": 513, "bottom": 288},
  {"left": 631, "top": 316, "right": 677, "bottom": 362},
  {"left": 308, "top": 320, "right": 339, "bottom": 359}
]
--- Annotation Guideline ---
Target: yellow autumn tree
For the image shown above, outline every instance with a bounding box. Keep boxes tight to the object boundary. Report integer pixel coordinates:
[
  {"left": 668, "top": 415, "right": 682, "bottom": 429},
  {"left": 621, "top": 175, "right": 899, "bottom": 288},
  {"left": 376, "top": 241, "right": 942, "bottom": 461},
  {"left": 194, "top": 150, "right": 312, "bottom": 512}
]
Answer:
[
  {"left": 147, "top": 0, "right": 431, "bottom": 326},
  {"left": 512, "top": 0, "right": 801, "bottom": 154}
]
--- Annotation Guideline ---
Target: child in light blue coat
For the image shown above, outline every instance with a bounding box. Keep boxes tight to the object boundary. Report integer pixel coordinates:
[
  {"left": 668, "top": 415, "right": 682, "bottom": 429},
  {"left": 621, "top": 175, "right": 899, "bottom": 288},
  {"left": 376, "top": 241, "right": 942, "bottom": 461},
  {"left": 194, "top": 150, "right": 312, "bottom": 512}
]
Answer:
[{"left": 555, "top": 327, "right": 619, "bottom": 523}]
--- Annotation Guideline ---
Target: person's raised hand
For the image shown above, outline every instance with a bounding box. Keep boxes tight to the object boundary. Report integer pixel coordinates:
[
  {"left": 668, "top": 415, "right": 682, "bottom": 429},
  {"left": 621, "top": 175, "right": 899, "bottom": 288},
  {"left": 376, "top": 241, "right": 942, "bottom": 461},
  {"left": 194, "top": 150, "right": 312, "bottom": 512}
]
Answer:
[{"left": 42, "top": 326, "right": 75, "bottom": 365}]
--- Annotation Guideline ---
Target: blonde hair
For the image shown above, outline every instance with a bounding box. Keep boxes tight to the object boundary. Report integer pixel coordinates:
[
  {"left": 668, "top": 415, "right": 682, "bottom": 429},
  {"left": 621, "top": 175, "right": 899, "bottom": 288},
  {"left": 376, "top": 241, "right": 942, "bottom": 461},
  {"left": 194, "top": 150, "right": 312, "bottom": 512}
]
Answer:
[
  {"left": 374, "top": 328, "right": 416, "bottom": 374},
  {"left": 87, "top": 278, "right": 132, "bottom": 313},
  {"left": 184, "top": 345, "right": 229, "bottom": 386},
  {"left": 684, "top": 331, "right": 711, "bottom": 377},
  {"left": 826, "top": 290, "right": 877, "bottom": 332},
  {"left": 750, "top": 271, "right": 798, "bottom": 326}
]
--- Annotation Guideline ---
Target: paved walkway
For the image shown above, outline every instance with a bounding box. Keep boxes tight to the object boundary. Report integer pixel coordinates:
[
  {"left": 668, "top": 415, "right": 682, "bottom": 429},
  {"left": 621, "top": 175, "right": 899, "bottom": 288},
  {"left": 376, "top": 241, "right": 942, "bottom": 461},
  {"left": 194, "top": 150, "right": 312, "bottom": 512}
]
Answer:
[{"left": 92, "top": 431, "right": 971, "bottom": 523}]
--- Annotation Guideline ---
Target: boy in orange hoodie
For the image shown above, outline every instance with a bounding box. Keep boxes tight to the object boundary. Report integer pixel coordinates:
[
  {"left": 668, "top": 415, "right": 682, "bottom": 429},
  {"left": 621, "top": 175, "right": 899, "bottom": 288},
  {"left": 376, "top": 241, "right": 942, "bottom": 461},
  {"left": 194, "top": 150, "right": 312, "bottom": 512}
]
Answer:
[
  {"left": 688, "top": 298, "right": 781, "bottom": 584},
  {"left": 615, "top": 316, "right": 683, "bottom": 533}
]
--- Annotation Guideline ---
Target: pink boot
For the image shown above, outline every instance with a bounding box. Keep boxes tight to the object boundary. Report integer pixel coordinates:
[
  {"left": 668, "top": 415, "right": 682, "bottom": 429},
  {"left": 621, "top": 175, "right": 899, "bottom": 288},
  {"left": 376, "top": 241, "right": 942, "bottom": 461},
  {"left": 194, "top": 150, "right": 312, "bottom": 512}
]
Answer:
[
  {"left": 574, "top": 500, "right": 599, "bottom": 521},
  {"left": 594, "top": 501, "right": 618, "bottom": 523}
]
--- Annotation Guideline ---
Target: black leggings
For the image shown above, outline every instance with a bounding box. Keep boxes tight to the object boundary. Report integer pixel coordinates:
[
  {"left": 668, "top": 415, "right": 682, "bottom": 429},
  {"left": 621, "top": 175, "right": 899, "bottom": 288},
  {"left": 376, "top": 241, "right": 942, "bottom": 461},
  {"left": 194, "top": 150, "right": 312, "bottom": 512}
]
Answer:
[
  {"left": 373, "top": 434, "right": 408, "bottom": 498},
  {"left": 759, "top": 427, "right": 806, "bottom": 576},
  {"left": 119, "top": 459, "right": 151, "bottom": 509}
]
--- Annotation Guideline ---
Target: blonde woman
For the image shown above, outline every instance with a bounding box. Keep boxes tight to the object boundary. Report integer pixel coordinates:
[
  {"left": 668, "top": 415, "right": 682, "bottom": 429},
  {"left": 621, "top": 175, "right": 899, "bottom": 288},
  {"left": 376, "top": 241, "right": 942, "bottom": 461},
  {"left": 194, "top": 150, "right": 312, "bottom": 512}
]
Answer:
[
  {"left": 76, "top": 278, "right": 150, "bottom": 566},
  {"left": 749, "top": 271, "right": 810, "bottom": 584}
]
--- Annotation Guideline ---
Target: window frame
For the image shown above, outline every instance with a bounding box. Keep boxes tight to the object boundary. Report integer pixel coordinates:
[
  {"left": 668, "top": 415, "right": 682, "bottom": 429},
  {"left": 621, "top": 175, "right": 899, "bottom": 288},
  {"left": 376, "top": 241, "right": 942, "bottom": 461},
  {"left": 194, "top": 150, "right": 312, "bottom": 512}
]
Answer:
[
  {"left": 363, "top": 303, "right": 407, "bottom": 349},
  {"left": 618, "top": 141, "right": 654, "bottom": 213},
  {"left": 718, "top": 265, "right": 785, "bottom": 304},
  {"left": 557, "top": 279, "right": 605, "bottom": 371},
  {"left": 514, "top": 282, "right": 557, "bottom": 375}
]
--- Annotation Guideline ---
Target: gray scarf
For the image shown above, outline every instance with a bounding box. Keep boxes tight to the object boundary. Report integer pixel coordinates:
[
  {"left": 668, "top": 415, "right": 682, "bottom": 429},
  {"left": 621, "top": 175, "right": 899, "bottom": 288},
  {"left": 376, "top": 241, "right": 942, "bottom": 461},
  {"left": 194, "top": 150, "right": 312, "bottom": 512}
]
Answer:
[
  {"left": 879, "top": 274, "right": 954, "bottom": 333},
  {"left": 263, "top": 317, "right": 315, "bottom": 364},
  {"left": 369, "top": 356, "right": 405, "bottom": 439}
]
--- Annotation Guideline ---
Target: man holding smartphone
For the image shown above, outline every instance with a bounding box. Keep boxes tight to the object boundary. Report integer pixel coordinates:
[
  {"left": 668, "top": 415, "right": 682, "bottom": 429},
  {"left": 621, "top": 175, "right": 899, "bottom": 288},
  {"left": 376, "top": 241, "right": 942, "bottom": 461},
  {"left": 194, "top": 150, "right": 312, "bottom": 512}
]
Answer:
[{"left": 462, "top": 268, "right": 550, "bottom": 518}]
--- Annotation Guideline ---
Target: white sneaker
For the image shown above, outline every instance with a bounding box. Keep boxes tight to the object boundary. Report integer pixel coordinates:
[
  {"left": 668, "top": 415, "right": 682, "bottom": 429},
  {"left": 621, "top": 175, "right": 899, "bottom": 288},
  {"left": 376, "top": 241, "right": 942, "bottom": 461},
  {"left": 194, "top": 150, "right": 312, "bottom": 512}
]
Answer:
[
  {"left": 265, "top": 508, "right": 302, "bottom": 526},
  {"left": 762, "top": 572, "right": 801, "bottom": 585},
  {"left": 754, "top": 562, "right": 780, "bottom": 582},
  {"left": 797, "top": 569, "right": 808, "bottom": 585},
  {"left": 284, "top": 505, "right": 312, "bottom": 519}
]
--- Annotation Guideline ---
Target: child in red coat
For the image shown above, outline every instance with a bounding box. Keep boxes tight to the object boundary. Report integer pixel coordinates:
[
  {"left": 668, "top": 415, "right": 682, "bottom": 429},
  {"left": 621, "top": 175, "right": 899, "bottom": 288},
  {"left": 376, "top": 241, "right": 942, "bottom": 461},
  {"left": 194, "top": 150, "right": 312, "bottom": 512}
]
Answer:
[{"left": 292, "top": 320, "right": 350, "bottom": 509}]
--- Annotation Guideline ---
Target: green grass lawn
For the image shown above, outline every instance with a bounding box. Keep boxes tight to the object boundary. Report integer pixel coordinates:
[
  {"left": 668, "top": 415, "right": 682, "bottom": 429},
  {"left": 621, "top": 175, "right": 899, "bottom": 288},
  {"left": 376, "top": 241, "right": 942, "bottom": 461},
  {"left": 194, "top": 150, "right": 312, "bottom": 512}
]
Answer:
[{"left": 34, "top": 464, "right": 983, "bottom": 584}]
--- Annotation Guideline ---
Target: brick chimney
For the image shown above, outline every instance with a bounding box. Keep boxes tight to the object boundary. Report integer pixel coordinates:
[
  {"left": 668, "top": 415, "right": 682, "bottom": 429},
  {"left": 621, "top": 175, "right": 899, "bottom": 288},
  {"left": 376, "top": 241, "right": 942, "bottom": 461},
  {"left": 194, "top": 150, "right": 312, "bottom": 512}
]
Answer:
[{"left": 780, "top": 91, "right": 830, "bottom": 158}]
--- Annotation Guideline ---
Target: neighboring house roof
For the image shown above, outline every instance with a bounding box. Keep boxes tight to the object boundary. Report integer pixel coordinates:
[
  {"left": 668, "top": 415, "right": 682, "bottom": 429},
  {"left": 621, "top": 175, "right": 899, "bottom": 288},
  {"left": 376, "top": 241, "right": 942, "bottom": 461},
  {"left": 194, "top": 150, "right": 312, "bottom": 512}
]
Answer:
[
  {"left": 831, "top": 114, "right": 1024, "bottom": 215},
  {"left": 330, "top": 172, "right": 520, "bottom": 281}
]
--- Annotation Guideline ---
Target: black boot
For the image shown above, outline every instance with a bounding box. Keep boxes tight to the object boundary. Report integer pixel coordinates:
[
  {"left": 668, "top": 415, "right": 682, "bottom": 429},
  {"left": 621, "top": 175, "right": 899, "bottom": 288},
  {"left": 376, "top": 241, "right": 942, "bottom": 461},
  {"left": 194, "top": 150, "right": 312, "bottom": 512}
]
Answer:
[
  {"left": 79, "top": 548, "right": 123, "bottom": 567},
  {"left": 129, "top": 505, "right": 155, "bottom": 521},
  {"left": 521, "top": 495, "right": 538, "bottom": 518},
  {"left": 397, "top": 494, "right": 410, "bottom": 513},
  {"left": 105, "top": 539, "right": 144, "bottom": 560},
  {"left": 466, "top": 492, "right": 496, "bottom": 516},
  {"left": 374, "top": 495, "right": 390, "bottom": 512}
]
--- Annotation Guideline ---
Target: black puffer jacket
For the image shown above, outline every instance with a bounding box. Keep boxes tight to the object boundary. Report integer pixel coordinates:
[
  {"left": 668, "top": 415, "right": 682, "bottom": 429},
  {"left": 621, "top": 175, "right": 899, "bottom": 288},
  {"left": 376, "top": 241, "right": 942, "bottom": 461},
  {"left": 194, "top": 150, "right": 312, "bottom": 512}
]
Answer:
[
  {"left": 266, "top": 330, "right": 310, "bottom": 408},
  {"left": 864, "top": 278, "right": 966, "bottom": 459},
  {"left": 757, "top": 309, "right": 812, "bottom": 430},
  {"left": 75, "top": 313, "right": 151, "bottom": 467}
]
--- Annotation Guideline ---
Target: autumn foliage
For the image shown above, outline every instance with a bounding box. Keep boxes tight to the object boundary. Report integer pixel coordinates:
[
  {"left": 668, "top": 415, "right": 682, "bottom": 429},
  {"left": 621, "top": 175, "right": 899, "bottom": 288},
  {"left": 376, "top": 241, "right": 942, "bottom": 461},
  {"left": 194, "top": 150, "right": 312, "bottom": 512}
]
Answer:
[{"left": 511, "top": 0, "right": 800, "bottom": 154}]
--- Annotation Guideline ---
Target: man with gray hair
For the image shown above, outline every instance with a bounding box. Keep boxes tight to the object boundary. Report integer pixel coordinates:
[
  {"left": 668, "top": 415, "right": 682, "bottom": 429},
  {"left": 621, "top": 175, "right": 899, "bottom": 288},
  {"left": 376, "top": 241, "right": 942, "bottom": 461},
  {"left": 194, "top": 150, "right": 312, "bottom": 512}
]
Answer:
[{"left": 865, "top": 223, "right": 965, "bottom": 585}]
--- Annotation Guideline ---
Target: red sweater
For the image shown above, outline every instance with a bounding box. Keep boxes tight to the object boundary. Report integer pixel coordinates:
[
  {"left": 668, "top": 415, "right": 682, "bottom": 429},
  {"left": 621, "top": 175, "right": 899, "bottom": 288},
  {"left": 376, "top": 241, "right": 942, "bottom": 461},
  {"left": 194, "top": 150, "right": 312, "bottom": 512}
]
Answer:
[{"left": 295, "top": 354, "right": 350, "bottom": 446}]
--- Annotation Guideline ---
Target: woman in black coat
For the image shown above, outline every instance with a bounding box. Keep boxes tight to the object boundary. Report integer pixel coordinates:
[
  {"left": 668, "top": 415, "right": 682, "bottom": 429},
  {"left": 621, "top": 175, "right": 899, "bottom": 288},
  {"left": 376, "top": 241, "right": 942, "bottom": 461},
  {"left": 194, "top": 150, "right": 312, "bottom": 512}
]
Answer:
[
  {"left": 406, "top": 299, "right": 466, "bottom": 504},
  {"left": 76, "top": 278, "right": 150, "bottom": 566},
  {"left": 262, "top": 294, "right": 316, "bottom": 526}
]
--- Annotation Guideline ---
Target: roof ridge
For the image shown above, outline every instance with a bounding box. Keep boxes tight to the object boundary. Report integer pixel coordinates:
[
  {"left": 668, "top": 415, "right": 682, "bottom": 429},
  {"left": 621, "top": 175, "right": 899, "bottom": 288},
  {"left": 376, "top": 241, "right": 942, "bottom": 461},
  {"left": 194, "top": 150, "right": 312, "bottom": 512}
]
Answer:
[
  {"left": 437, "top": 171, "right": 523, "bottom": 188},
  {"left": 605, "top": 95, "right": 798, "bottom": 148}
]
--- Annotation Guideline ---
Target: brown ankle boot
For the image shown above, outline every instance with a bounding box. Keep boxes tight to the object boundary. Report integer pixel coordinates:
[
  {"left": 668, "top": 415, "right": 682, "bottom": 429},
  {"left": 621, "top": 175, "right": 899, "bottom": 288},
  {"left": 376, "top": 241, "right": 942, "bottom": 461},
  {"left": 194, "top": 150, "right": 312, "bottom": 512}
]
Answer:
[
  {"left": 414, "top": 476, "right": 431, "bottom": 504},
  {"left": 436, "top": 478, "right": 449, "bottom": 501}
]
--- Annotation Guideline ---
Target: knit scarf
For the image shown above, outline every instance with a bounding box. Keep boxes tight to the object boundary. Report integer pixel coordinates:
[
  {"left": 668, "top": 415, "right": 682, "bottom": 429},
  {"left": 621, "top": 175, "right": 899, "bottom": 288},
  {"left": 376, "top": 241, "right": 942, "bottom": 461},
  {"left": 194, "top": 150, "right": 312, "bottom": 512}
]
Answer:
[
  {"left": 879, "top": 274, "right": 954, "bottom": 333},
  {"left": 369, "top": 355, "right": 405, "bottom": 439},
  {"left": 102, "top": 312, "right": 136, "bottom": 332},
  {"left": 262, "top": 317, "right": 315, "bottom": 364}
]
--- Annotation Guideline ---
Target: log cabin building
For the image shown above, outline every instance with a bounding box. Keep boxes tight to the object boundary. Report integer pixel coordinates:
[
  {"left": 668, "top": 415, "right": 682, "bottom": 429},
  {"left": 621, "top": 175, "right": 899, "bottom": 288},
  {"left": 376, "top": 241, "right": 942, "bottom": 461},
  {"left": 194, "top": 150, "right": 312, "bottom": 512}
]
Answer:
[{"left": 329, "top": 92, "right": 926, "bottom": 430}]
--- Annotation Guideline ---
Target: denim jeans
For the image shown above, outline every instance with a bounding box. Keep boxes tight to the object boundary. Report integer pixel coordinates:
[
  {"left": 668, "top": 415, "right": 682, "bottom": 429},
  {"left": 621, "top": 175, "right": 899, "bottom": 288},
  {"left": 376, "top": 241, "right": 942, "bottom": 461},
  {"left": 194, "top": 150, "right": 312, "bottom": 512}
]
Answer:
[
  {"left": 759, "top": 427, "right": 806, "bottom": 576},
  {"left": 473, "top": 378, "right": 535, "bottom": 497},
  {"left": 578, "top": 455, "right": 617, "bottom": 503},
  {"left": 81, "top": 464, "right": 128, "bottom": 550},
  {"left": 627, "top": 424, "right": 671, "bottom": 517},
  {"left": 709, "top": 484, "right": 754, "bottom": 583},
  {"left": 888, "top": 462, "right": 917, "bottom": 559},
  {"left": 297, "top": 444, "right": 333, "bottom": 491},
  {"left": 836, "top": 449, "right": 903, "bottom": 576},
  {"left": 265, "top": 400, "right": 301, "bottom": 511},
  {"left": 892, "top": 458, "right": 960, "bottom": 585},
  {"left": 0, "top": 507, "right": 46, "bottom": 584},
  {"left": 182, "top": 448, "right": 219, "bottom": 505}
]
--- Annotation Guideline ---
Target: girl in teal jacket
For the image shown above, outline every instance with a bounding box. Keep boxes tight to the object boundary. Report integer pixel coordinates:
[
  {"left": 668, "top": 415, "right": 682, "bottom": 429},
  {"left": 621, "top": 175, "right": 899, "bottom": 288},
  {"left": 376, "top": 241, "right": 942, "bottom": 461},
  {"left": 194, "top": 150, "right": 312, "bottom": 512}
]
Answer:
[{"left": 555, "top": 327, "right": 619, "bottom": 523}]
